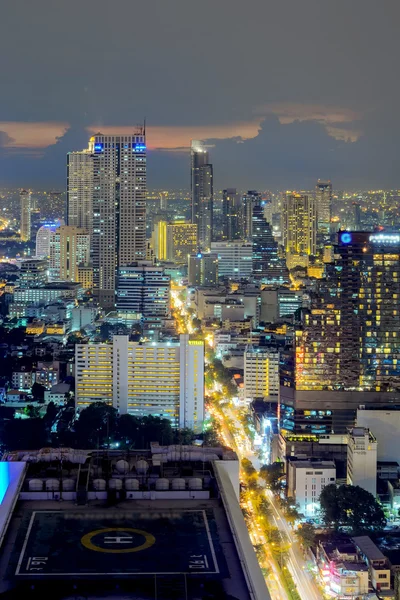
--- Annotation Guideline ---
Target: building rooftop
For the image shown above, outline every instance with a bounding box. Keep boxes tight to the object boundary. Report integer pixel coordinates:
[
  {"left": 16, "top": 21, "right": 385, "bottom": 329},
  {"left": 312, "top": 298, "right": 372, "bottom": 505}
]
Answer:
[
  {"left": 0, "top": 447, "right": 270, "bottom": 600},
  {"left": 290, "top": 460, "right": 336, "bottom": 470},
  {"left": 352, "top": 536, "right": 386, "bottom": 562}
]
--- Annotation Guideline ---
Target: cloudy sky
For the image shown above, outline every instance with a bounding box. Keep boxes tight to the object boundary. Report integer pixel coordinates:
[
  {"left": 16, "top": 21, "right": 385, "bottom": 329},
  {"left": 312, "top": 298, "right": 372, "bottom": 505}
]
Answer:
[{"left": 0, "top": 0, "right": 399, "bottom": 190}]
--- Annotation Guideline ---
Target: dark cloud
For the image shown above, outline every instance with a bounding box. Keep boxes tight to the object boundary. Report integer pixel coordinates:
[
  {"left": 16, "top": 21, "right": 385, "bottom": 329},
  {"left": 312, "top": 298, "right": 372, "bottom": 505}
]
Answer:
[
  {"left": 0, "top": 0, "right": 399, "bottom": 188},
  {"left": 0, "top": 131, "right": 14, "bottom": 148}
]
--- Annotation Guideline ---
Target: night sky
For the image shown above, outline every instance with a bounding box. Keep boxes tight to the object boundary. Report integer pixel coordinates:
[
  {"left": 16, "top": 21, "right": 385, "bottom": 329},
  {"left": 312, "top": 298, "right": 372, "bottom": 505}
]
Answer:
[{"left": 0, "top": 0, "right": 399, "bottom": 190}]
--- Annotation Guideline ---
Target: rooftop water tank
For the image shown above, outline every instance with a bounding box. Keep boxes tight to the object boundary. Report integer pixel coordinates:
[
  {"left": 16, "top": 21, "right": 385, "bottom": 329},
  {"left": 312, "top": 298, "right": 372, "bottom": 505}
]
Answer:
[
  {"left": 108, "top": 478, "right": 123, "bottom": 490},
  {"left": 62, "top": 479, "right": 75, "bottom": 491},
  {"left": 125, "top": 478, "right": 139, "bottom": 491},
  {"left": 188, "top": 478, "right": 202, "bottom": 490},
  {"left": 155, "top": 478, "right": 169, "bottom": 491},
  {"left": 115, "top": 459, "right": 129, "bottom": 473},
  {"left": 93, "top": 478, "right": 106, "bottom": 491},
  {"left": 135, "top": 459, "right": 149, "bottom": 475},
  {"left": 46, "top": 479, "right": 60, "bottom": 491},
  {"left": 171, "top": 478, "right": 186, "bottom": 491},
  {"left": 28, "top": 479, "right": 43, "bottom": 491}
]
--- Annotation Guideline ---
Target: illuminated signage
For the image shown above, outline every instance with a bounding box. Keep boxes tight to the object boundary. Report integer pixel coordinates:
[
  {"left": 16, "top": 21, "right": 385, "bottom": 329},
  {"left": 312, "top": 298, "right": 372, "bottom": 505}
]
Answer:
[
  {"left": 369, "top": 233, "right": 400, "bottom": 244},
  {"left": 340, "top": 232, "right": 352, "bottom": 244},
  {"left": 94, "top": 143, "right": 104, "bottom": 152}
]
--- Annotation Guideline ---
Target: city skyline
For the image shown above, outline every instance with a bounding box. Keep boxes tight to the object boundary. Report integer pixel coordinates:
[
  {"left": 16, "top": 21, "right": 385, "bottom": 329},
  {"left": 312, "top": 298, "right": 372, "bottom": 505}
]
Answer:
[{"left": 1, "top": 1, "right": 400, "bottom": 190}]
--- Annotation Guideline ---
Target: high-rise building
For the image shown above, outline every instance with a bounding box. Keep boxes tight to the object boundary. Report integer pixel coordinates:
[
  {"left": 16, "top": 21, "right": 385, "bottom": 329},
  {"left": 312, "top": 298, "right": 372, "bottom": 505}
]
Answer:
[
  {"left": 67, "top": 149, "right": 94, "bottom": 233},
  {"left": 116, "top": 262, "right": 170, "bottom": 317},
  {"left": 75, "top": 334, "right": 204, "bottom": 431},
  {"left": 191, "top": 140, "right": 213, "bottom": 250},
  {"left": 188, "top": 253, "right": 218, "bottom": 286},
  {"left": 166, "top": 221, "right": 198, "bottom": 263},
  {"left": 222, "top": 188, "right": 241, "bottom": 241},
  {"left": 244, "top": 346, "right": 279, "bottom": 400},
  {"left": 280, "top": 231, "right": 400, "bottom": 433},
  {"left": 252, "top": 203, "right": 288, "bottom": 283},
  {"left": 347, "top": 427, "right": 377, "bottom": 496},
  {"left": 282, "top": 193, "right": 317, "bottom": 256},
  {"left": 35, "top": 222, "right": 60, "bottom": 258},
  {"left": 210, "top": 241, "right": 253, "bottom": 280},
  {"left": 70, "top": 130, "right": 146, "bottom": 308},
  {"left": 242, "top": 190, "right": 262, "bottom": 242},
  {"left": 315, "top": 180, "right": 332, "bottom": 233},
  {"left": 151, "top": 220, "right": 168, "bottom": 261},
  {"left": 20, "top": 190, "right": 32, "bottom": 242},
  {"left": 49, "top": 226, "right": 90, "bottom": 282}
]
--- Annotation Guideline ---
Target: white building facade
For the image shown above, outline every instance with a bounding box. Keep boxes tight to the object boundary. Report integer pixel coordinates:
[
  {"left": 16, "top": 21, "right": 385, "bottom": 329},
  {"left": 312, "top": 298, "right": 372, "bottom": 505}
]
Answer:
[
  {"left": 75, "top": 334, "right": 204, "bottom": 432},
  {"left": 347, "top": 427, "right": 377, "bottom": 497},
  {"left": 288, "top": 460, "right": 336, "bottom": 517}
]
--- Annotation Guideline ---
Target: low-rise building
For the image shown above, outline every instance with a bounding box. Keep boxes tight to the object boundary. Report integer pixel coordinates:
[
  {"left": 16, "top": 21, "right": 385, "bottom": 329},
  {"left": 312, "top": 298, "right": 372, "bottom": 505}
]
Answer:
[
  {"left": 287, "top": 459, "right": 336, "bottom": 516},
  {"left": 352, "top": 536, "right": 392, "bottom": 595},
  {"left": 317, "top": 538, "right": 369, "bottom": 598}
]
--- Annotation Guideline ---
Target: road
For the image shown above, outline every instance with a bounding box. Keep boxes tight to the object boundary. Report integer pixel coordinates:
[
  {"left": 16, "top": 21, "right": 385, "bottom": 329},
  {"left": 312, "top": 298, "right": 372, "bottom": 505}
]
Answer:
[
  {"left": 170, "top": 288, "right": 322, "bottom": 599},
  {"left": 221, "top": 405, "right": 323, "bottom": 600}
]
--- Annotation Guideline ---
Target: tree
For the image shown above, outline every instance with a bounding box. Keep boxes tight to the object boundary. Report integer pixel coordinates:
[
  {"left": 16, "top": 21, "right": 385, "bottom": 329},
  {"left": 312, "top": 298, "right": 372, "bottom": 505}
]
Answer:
[
  {"left": 3, "top": 418, "right": 47, "bottom": 450},
  {"left": 295, "top": 523, "right": 316, "bottom": 550},
  {"left": 241, "top": 458, "right": 257, "bottom": 478},
  {"left": 24, "top": 404, "right": 41, "bottom": 419},
  {"left": 319, "top": 484, "right": 387, "bottom": 533},
  {"left": 31, "top": 382, "right": 46, "bottom": 402},
  {"left": 260, "top": 462, "right": 284, "bottom": 492},
  {"left": 75, "top": 402, "right": 118, "bottom": 448}
]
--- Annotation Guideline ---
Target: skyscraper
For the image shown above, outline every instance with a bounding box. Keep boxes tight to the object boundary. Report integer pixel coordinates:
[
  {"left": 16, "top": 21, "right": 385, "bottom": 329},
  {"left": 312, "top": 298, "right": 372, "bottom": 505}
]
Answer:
[
  {"left": 116, "top": 263, "right": 170, "bottom": 317},
  {"left": 280, "top": 231, "right": 400, "bottom": 433},
  {"left": 67, "top": 149, "right": 94, "bottom": 234},
  {"left": 191, "top": 140, "right": 213, "bottom": 250},
  {"left": 49, "top": 226, "right": 90, "bottom": 282},
  {"left": 20, "top": 190, "right": 32, "bottom": 242},
  {"left": 242, "top": 190, "right": 262, "bottom": 242},
  {"left": 35, "top": 222, "right": 60, "bottom": 258},
  {"left": 315, "top": 180, "right": 332, "bottom": 233},
  {"left": 222, "top": 188, "right": 241, "bottom": 241},
  {"left": 188, "top": 253, "right": 218, "bottom": 286},
  {"left": 69, "top": 130, "right": 146, "bottom": 307},
  {"left": 166, "top": 221, "right": 198, "bottom": 263},
  {"left": 252, "top": 203, "right": 288, "bottom": 283},
  {"left": 282, "top": 193, "right": 317, "bottom": 256}
]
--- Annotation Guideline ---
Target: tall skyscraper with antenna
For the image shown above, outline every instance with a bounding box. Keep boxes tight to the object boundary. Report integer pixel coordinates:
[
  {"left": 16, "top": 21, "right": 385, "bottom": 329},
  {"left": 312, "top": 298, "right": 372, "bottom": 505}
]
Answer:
[{"left": 191, "top": 140, "right": 213, "bottom": 250}]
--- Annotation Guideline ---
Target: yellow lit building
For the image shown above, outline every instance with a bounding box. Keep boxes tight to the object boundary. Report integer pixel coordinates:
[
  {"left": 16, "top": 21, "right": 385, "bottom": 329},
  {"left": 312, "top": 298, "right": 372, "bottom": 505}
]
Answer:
[
  {"left": 26, "top": 320, "right": 45, "bottom": 335},
  {"left": 77, "top": 265, "right": 93, "bottom": 290},
  {"left": 166, "top": 221, "right": 198, "bottom": 263},
  {"left": 75, "top": 334, "right": 204, "bottom": 431},
  {"left": 244, "top": 346, "right": 279, "bottom": 400},
  {"left": 151, "top": 220, "right": 168, "bottom": 260},
  {"left": 282, "top": 193, "right": 317, "bottom": 256}
]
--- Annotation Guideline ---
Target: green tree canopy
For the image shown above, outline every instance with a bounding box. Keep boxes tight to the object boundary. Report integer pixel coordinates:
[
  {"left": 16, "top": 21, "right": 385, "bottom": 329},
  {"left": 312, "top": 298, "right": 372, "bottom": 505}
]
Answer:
[
  {"left": 75, "top": 402, "right": 118, "bottom": 448},
  {"left": 295, "top": 522, "right": 316, "bottom": 549},
  {"left": 31, "top": 382, "right": 46, "bottom": 402},
  {"left": 259, "top": 462, "right": 284, "bottom": 492},
  {"left": 319, "top": 483, "right": 386, "bottom": 533}
]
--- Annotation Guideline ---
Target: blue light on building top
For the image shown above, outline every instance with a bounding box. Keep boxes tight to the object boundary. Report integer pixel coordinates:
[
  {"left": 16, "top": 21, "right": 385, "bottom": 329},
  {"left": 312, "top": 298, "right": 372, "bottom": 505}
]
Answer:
[
  {"left": 94, "top": 143, "right": 104, "bottom": 153},
  {"left": 133, "top": 143, "right": 146, "bottom": 152},
  {"left": 0, "top": 463, "right": 9, "bottom": 504},
  {"left": 340, "top": 232, "right": 352, "bottom": 244}
]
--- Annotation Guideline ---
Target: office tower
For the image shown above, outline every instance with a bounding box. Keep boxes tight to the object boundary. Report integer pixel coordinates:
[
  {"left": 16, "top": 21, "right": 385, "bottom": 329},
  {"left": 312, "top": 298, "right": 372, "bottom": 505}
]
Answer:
[
  {"left": 252, "top": 203, "right": 288, "bottom": 283},
  {"left": 191, "top": 140, "right": 213, "bottom": 250},
  {"left": 222, "top": 188, "right": 241, "bottom": 241},
  {"left": 18, "top": 258, "right": 48, "bottom": 288},
  {"left": 151, "top": 220, "right": 168, "bottom": 261},
  {"left": 280, "top": 231, "right": 400, "bottom": 434},
  {"left": 70, "top": 130, "right": 146, "bottom": 308},
  {"left": 282, "top": 193, "right": 317, "bottom": 256},
  {"left": 347, "top": 427, "right": 377, "bottom": 496},
  {"left": 49, "top": 226, "right": 90, "bottom": 282},
  {"left": 210, "top": 241, "right": 253, "bottom": 280},
  {"left": 242, "top": 190, "right": 262, "bottom": 241},
  {"left": 166, "top": 221, "right": 198, "bottom": 263},
  {"left": 244, "top": 346, "right": 279, "bottom": 400},
  {"left": 75, "top": 334, "right": 204, "bottom": 431},
  {"left": 188, "top": 253, "right": 218, "bottom": 286},
  {"left": 20, "top": 190, "right": 32, "bottom": 242},
  {"left": 315, "top": 180, "right": 332, "bottom": 232},
  {"left": 116, "top": 262, "right": 170, "bottom": 317},
  {"left": 67, "top": 149, "right": 94, "bottom": 233},
  {"left": 35, "top": 222, "right": 59, "bottom": 257}
]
